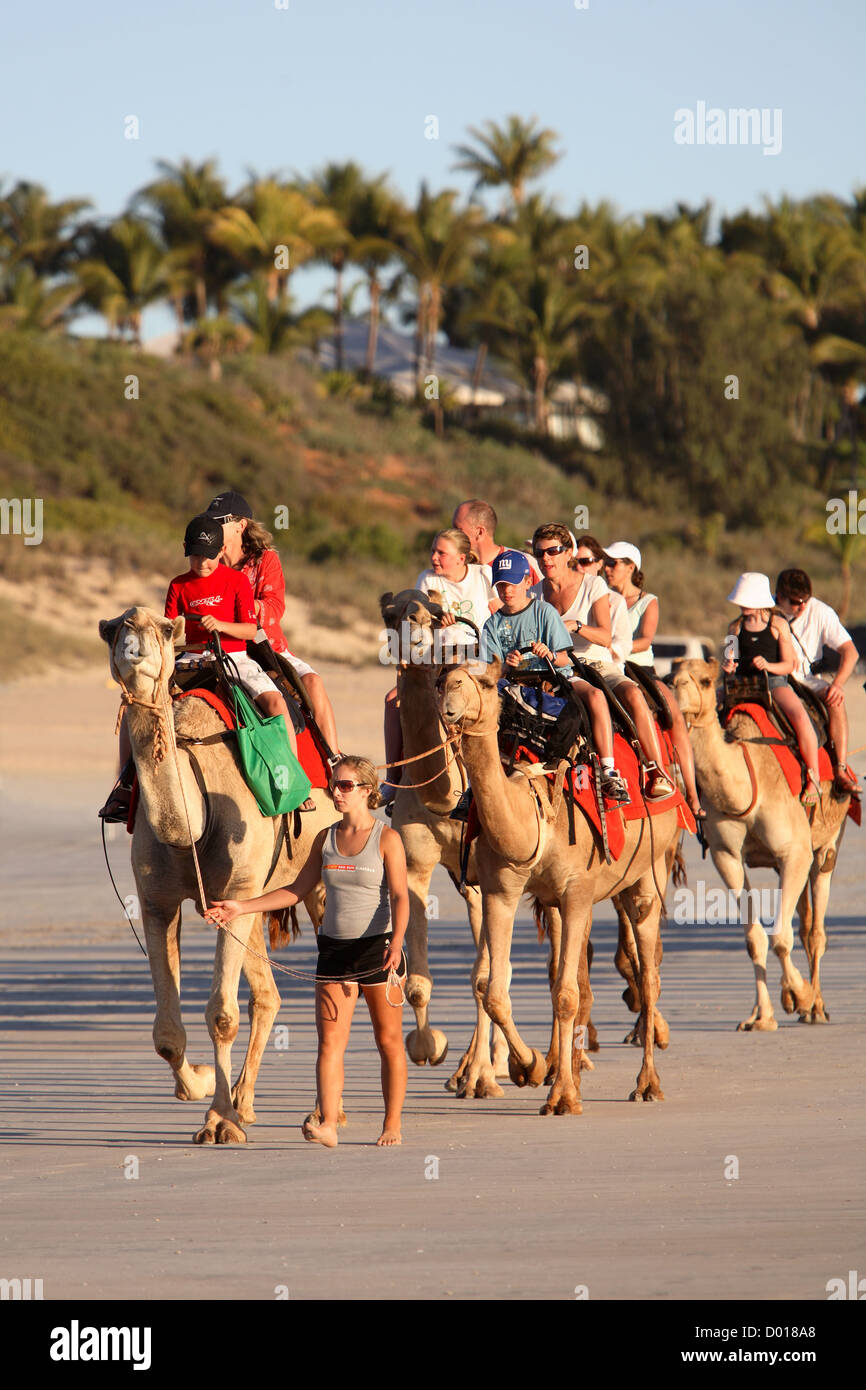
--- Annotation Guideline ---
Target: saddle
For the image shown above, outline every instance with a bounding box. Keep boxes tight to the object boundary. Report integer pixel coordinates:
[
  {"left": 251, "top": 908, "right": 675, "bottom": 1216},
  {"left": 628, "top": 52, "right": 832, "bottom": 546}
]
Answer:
[{"left": 722, "top": 671, "right": 830, "bottom": 754}]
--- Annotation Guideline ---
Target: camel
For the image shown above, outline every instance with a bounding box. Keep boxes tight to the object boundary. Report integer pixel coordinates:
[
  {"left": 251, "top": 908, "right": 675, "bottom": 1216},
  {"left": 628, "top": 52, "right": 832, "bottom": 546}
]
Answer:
[
  {"left": 437, "top": 657, "right": 682, "bottom": 1114},
  {"left": 670, "top": 658, "right": 850, "bottom": 1029},
  {"left": 100, "top": 606, "right": 338, "bottom": 1143},
  {"left": 380, "top": 591, "right": 509, "bottom": 1092}
]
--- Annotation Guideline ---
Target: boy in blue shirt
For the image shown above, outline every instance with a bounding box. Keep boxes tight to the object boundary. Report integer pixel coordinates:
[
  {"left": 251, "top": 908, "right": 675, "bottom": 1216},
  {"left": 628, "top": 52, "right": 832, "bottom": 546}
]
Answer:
[
  {"left": 480, "top": 550, "right": 629, "bottom": 803},
  {"left": 482, "top": 550, "right": 573, "bottom": 674}
]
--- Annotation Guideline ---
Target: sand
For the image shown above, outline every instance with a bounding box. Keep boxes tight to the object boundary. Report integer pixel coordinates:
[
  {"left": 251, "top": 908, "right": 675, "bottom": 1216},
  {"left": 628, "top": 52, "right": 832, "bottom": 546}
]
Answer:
[{"left": 1, "top": 666, "right": 864, "bottom": 1301}]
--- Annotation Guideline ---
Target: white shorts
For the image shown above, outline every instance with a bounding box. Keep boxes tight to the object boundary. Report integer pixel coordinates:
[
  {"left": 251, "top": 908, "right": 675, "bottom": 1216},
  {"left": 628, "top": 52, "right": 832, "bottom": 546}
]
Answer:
[
  {"left": 176, "top": 651, "right": 279, "bottom": 700},
  {"left": 282, "top": 649, "right": 317, "bottom": 680},
  {"left": 799, "top": 674, "right": 831, "bottom": 696}
]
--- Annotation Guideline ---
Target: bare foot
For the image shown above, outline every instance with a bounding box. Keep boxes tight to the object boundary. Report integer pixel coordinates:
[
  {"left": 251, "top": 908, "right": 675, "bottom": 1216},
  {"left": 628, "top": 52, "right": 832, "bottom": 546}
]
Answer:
[
  {"left": 376, "top": 1128, "right": 402, "bottom": 1147},
  {"left": 302, "top": 1117, "right": 338, "bottom": 1148}
]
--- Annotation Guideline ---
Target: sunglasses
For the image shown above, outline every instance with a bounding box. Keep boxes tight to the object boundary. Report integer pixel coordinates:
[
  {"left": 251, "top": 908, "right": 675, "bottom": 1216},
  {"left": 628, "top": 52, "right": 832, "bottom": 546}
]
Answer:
[
  {"left": 331, "top": 779, "right": 362, "bottom": 793},
  {"left": 533, "top": 543, "right": 568, "bottom": 558},
  {"left": 575, "top": 556, "right": 599, "bottom": 567}
]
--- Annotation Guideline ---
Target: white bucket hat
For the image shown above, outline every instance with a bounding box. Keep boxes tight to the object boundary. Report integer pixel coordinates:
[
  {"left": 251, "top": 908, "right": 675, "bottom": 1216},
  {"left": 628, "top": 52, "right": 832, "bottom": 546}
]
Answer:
[
  {"left": 726, "top": 572, "right": 775, "bottom": 609},
  {"left": 603, "top": 541, "right": 641, "bottom": 569}
]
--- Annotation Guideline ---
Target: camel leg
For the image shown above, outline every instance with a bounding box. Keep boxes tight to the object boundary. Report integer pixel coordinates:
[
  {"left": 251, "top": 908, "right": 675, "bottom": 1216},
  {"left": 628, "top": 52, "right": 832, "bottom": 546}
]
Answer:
[
  {"left": 772, "top": 844, "right": 814, "bottom": 1018},
  {"left": 616, "top": 894, "right": 670, "bottom": 1049},
  {"left": 572, "top": 935, "right": 595, "bottom": 1074},
  {"left": 455, "top": 922, "right": 504, "bottom": 1099},
  {"left": 541, "top": 890, "right": 591, "bottom": 1116},
  {"left": 445, "top": 885, "right": 507, "bottom": 1089},
  {"left": 482, "top": 868, "right": 547, "bottom": 1091},
  {"left": 627, "top": 879, "right": 666, "bottom": 1101},
  {"left": 403, "top": 865, "right": 448, "bottom": 1068},
  {"left": 142, "top": 904, "right": 215, "bottom": 1102},
  {"left": 797, "top": 838, "right": 839, "bottom": 1024},
  {"left": 708, "top": 833, "right": 776, "bottom": 1031},
  {"left": 194, "top": 917, "right": 250, "bottom": 1145},
  {"left": 232, "top": 913, "right": 281, "bottom": 1125},
  {"left": 543, "top": 904, "right": 563, "bottom": 1083}
]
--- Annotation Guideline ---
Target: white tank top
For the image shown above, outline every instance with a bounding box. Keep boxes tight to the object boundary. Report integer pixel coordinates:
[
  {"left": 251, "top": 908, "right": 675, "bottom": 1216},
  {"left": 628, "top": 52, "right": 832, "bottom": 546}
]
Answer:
[{"left": 627, "top": 592, "right": 657, "bottom": 666}]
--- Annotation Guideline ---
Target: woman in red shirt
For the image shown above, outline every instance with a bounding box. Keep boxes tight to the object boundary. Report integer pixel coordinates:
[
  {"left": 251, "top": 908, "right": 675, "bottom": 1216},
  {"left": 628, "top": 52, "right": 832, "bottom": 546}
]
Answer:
[{"left": 207, "top": 491, "right": 340, "bottom": 756}]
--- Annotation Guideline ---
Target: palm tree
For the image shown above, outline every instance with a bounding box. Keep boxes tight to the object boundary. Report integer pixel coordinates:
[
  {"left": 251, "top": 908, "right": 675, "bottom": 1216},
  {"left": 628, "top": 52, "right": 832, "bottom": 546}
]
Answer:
[
  {"left": 302, "top": 162, "right": 370, "bottom": 371},
  {"left": 131, "top": 158, "right": 237, "bottom": 322},
  {"left": 0, "top": 180, "right": 91, "bottom": 277},
  {"left": 0, "top": 261, "right": 82, "bottom": 332},
  {"left": 391, "top": 183, "right": 487, "bottom": 389},
  {"left": 207, "top": 177, "right": 340, "bottom": 308},
  {"left": 451, "top": 115, "right": 561, "bottom": 209},
  {"left": 74, "top": 215, "right": 167, "bottom": 342}
]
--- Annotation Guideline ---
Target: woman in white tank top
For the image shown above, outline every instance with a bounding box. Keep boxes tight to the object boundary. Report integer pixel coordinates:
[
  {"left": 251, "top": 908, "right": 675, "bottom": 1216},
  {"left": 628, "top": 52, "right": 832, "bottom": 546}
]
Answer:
[
  {"left": 603, "top": 541, "right": 705, "bottom": 818},
  {"left": 207, "top": 755, "right": 410, "bottom": 1147}
]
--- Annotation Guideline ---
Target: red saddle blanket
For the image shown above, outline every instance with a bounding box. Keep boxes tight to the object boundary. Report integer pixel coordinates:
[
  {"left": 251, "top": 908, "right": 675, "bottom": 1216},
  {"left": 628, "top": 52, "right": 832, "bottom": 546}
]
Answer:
[
  {"left": 126, "top": 686, "right": 329, "bottom": 833},
  {"left": 467, "top": 727, "right": 694, "bottom": 862},
  {"left": 726, "top": 702, "right": 860, "bottom": 825}
]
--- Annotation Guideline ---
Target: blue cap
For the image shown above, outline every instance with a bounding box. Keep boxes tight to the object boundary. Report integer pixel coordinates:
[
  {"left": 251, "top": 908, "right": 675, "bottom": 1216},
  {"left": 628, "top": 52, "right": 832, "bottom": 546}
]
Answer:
[{"left": 491, "top": 549, "right": 532, "bottom": 586}]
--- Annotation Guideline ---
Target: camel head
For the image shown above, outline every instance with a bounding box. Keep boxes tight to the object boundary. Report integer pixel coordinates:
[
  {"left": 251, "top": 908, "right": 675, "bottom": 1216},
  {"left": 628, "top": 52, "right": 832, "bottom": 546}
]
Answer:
[
  {"left": 380, "top": 588, "right": 445, "bottom": 665},
  {"left": 100, "top": 606, "right": 185, "bottom": 697},
  {"left": 437, "top": 658, "right": 502, "bottom": 729},
  {"left": 668, "top": 657, "right": 720, "bottom": 727}
]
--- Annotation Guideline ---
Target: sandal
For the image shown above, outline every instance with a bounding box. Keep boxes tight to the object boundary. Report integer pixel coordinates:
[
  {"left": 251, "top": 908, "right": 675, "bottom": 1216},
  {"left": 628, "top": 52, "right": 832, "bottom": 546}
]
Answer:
[
  {"left": 800, "top": 773, "right": 820, "bottom": 808},
  {"left": 98, "top": 784, "right": 133, "bottom": 823}
]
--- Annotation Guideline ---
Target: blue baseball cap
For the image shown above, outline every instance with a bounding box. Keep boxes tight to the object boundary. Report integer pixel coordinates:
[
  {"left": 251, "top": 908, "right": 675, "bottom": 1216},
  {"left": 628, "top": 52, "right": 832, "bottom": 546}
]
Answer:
[{"left": 491, "top": 549, "right": 532, "bottom": 585}]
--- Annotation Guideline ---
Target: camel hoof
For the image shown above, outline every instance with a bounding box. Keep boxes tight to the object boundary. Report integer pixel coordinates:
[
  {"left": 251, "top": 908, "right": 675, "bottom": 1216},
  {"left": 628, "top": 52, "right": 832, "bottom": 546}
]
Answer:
[
  {"left": 737, "top": 1016, "right": 778, "bottom": 1032},
  {"left": 405, "top": 1028, "right": 449, "bottom": 1068},
  {"left": 654, "top": 1017, "right": 670, "bottom": 1049},
  {"left": 193, "top": 1125, "right": 216, "bottom": 1145},
  {"left": 457, "top": 1071, "right": 503, "bottom": 1100},
  {"left": 577, "top": 1053, "right": 595, "bottom": 1072},
  {"left": 234, "top": 1107, "right": 257, "bottom": 1126},
  {"left": 622, "top": 1026, "right": 642, "bottom": 1046},
  {"left": 540, "top": 1093, "right": 583, "bottom": 1115},
  {"left": 628, "top": 1084, "right": 665, "bottom": 1102},
  {"left": 175, "top": 1064, "right": 216, "bottom": 1101},
  {"left": 507, "top": 1048, "right": 546, "bottom": 1089},
  {"left": 215, "top": 1119, "right": 247, "bottom": 1144}
]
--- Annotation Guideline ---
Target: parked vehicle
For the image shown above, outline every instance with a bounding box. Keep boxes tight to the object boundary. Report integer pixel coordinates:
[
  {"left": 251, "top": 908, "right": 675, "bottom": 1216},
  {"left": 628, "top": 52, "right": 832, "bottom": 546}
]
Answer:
[{"left": 652, "top": 635, "right": 715, "bottom": 679}]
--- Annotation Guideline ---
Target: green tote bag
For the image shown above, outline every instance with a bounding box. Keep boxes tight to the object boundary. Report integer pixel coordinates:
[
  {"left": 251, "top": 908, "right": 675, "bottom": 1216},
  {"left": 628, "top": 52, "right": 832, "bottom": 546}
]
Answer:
[{"left": 229, "top": 681, "right": 312, "bottom": 817}]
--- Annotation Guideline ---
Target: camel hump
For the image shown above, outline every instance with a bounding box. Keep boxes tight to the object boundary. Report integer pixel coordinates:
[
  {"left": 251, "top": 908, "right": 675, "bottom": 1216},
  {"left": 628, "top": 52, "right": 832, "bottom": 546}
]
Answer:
[{"left": 173, "top": 695, "right": 226, "bottom": 741}]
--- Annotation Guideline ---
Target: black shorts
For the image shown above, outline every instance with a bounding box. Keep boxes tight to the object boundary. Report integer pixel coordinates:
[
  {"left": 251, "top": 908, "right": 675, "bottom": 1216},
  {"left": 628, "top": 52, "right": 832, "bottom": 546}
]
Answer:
[{"left": 316, "top": 932, "right": 406, "bottom": 986}]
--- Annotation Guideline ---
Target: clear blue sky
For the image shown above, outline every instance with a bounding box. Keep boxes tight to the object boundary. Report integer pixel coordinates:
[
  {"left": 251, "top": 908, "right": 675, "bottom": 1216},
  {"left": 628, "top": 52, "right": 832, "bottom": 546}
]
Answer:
[{"left": 4, "top": 0, "right": 863, "bottom": 337}]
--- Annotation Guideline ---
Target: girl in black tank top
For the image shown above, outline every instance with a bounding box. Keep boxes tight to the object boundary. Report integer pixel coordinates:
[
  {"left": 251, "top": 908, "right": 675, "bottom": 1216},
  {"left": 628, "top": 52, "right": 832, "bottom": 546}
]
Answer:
[{"left": 723, "top": 600, "right": 822, "bottom": 804}]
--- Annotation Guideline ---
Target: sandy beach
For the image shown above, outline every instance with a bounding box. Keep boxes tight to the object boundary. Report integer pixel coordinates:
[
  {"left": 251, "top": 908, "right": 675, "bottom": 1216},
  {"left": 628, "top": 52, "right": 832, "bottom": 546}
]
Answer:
[{"left": 1, "top": 666, "right": 864, "bottom": 1301}]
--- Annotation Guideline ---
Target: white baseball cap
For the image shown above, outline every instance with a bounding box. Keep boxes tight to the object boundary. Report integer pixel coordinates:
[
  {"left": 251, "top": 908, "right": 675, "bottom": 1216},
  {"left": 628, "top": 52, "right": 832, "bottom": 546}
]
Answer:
[
  {"left": 726, "top": 572, "right": 776, "bottom": 608},
  {"left": 603, "top": 541, "right": 641, "bottom": 569}
]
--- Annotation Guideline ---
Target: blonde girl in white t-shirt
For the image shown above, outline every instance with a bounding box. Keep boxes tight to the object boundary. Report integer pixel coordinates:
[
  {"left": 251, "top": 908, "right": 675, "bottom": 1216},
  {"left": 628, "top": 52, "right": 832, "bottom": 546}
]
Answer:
[{"left": 381, "top": 530, "right": 498, "bottom": 805}]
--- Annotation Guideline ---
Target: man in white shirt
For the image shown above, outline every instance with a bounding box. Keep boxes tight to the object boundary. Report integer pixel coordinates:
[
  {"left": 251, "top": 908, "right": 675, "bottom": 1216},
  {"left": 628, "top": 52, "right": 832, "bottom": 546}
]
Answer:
[
  {"left": 452, "top": 497, "right": 542, "bottom": 584},
  {"left": 775, "top": 568, "right": 860, "bottom": 795}
]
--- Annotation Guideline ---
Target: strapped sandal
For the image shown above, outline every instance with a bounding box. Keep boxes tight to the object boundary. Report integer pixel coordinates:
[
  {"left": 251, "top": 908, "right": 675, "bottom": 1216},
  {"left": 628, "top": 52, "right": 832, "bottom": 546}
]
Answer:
[
  {"left": 98, "top": 784, "right": 133, "bottom": 823},
  {"left": 800, "top": 773, "right": 820, "bottom": 808}
]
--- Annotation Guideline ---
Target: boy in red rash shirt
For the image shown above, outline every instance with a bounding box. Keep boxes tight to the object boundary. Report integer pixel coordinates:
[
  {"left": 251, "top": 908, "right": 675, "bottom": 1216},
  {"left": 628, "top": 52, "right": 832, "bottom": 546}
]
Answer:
[
  {"left": 99, "top": 516, "right": 306, "bottom": 823},
  {"left": 165, "top": 515, "right": 299, "bottom": 755}
]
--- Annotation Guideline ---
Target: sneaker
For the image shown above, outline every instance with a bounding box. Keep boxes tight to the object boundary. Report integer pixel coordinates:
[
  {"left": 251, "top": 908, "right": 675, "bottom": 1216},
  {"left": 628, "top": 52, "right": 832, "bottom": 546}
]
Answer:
[
  {"left": 449, "top": 788, "right": 473, "bottom": 822},
  {"left": 600, "top": 768, "right": 630, "bottom": 804},
  {"left": 98, "top": 784, "right": 132, "bottom": 823},
  {"left": 643, "top": 762, "right": 676, "bottom": 800}
]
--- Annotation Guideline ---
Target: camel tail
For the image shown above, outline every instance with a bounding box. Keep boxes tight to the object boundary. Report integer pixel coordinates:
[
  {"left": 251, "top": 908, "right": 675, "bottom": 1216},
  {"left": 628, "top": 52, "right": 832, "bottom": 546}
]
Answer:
[
  {"left": 267, "top": 906, "right": 301, "bottom": 950},
  {"left": 533, "top": 896, "right": 549, "bottom": 942},
  {"left": 672, "top": 843, "right": 687, "bottom": 889}
]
